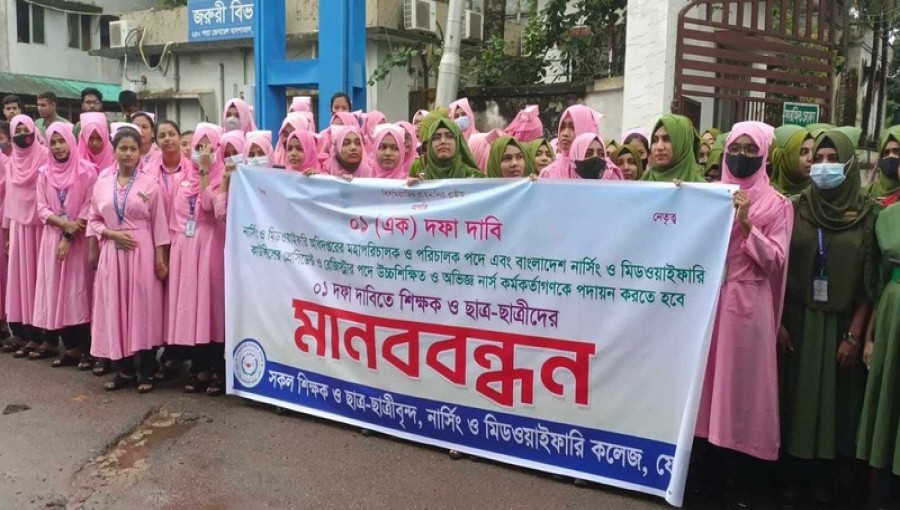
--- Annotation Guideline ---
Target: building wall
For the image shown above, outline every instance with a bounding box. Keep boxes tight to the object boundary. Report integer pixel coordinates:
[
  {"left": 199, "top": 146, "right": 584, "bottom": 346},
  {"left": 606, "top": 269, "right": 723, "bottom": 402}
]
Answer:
[
  {"left": 6, "top": 1, "right": 121, "bottom": 82},
  {"left": 584, "top": 77, "right": 624, "bottom": 141}
]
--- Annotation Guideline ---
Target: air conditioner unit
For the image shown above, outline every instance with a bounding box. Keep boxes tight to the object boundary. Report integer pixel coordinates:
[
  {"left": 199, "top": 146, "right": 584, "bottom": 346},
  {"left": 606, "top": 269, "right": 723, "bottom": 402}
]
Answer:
[
  {"left": 404, "top": 0, "right": 437, "bottom": 33},
  {"left": 462, "top": 10, "right": 483, "bottom": 41},
  {"left": 109, "top": 19, "right": 136, "bottom": 49}
]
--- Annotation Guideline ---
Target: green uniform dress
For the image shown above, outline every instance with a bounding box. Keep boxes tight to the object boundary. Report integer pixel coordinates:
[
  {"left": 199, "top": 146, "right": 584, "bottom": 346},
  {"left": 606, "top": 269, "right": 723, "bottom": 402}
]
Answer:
[
  {"left": 782, "top": 130, "right": 882, "bottom": 460},
  {"left": 857, "top": 203, "right": 900, "bottom": 474}
]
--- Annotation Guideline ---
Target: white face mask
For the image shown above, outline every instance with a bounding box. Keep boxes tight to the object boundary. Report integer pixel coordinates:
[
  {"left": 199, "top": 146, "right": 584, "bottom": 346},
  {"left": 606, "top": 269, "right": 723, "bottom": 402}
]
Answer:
[
  {"left": 191, "top": 149, "right": 217, "bottom": 165},
  {"left": 227, "top": 154, "right": 246, "bottom": 165},
  {"left": 223, "top": 116, "right": 242, "bottom": 132},
  {"left": 809, "top": 162, "right": 848, "bottom": 190},
  {"left": 247, "top": 156, "right": 269, "bottom": 167},
  {"left": 454, "top": 115, "right": 471, "bottom": 131}
]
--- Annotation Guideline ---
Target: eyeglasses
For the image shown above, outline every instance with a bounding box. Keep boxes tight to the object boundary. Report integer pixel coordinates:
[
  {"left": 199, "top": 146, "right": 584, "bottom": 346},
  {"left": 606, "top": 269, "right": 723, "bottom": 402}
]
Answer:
[
  {"left": 430, "top": 132, "right": 455, "bottom": 143},
  {"left": 726, "top": 144, "right": 760, "bottom": 156}
]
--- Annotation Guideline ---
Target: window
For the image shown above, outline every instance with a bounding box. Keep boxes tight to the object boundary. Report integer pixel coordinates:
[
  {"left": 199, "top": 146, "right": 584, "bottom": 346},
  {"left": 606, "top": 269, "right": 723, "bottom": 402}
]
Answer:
[
  {"left": 81, "top": 15, "right": 91, "bottom": 50},
  {"left": 68, "top": 14, "right": 93, "bottom": 51},
  {"left": 100, "top": 15, "right": 118, "bottom": 48},
  {"left": 32, "top": 6, "right": 44, "bottom": 44},
  {"left": 16, "top": 0, "right": 29, "bottom": 43}
]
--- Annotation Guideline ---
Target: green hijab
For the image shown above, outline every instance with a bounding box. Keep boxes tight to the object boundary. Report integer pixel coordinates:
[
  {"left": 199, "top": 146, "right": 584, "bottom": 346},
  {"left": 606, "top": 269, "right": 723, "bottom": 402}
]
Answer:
[
  {"left": 486, "top": 136, "right": 534, "bottom": 178},
  {"left": 523, "top": 139, "right": 553, "bottom": 174},
  {"left": 771, "top": 128, "right": 812, "bottom": 195},
  {"left": 704, "top": 147, "right": 723, "bottom": 178},
  {"left": 805, "top": 122, "right": 834, "bottom": 139},
  {"left": 415, "top": 117, "right": 483, "bottom": 180},
  {"left": 865, "top": 124, "right": 900, "bottom": 199},
  {"left": 612, "top": 143, "right": 645, "bottom": 180},
  {"left": 641, "top": 114, "right": 705, "bottom": 182},
  {"left": 801, "top": 130, "right": 874, "bottom": 231},
  {"left": 774, "top": 124, "right": 804, "bottom": 148}
]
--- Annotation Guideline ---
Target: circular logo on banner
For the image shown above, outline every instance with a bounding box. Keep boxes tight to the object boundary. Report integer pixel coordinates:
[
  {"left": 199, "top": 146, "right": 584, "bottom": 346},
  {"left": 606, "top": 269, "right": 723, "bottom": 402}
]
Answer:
[{"left": 233, "top": 339, "right": 266, "bottom": 388}]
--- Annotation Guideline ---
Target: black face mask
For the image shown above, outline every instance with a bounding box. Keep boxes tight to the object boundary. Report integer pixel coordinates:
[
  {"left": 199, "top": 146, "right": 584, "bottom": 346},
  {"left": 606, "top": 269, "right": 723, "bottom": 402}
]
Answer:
[
  {"left": 12, "top": 133, "right": 33, "bottom": 149},
  {"left": 878, "top": 157, "right": 900, "bottom": 180},
  {"left": 725, "top": 154, "right": 763, "bottom": 179},
  {"left": 574, "top": 157, "right": 607, "bottom": 179}
]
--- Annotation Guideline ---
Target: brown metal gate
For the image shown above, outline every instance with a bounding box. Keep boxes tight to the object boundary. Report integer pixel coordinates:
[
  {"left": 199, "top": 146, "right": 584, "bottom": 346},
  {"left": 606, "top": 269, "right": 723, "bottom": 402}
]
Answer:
[{"left": 673, "top": 0, "right": 841, "bottom": 128}]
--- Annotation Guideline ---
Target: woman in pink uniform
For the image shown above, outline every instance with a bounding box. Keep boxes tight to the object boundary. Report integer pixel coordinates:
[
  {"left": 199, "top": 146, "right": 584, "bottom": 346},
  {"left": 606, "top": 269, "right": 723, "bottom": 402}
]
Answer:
[
  {"left": 693, "top": 122, "right": 794, "bottom": 504},
  {"left": 3, "top": 115, "right": 50, "bottom": 358},
  {"left": 167, "top": 124, "right": 227, "bottom": 396},
  {"left": 89, "top": 129, "right": 170, "bottom": 393},
  {"left": 0, "top": 151, "right": 8, "bottom": 351},
  {"left": 539, "top": 105, "right": 603, "bottom": 179},
  {"left": 146, "top": 120, "right": 189, "bottom": 217},
  {"left": 33, "top": 123, "right": 97, "bottom": 369},
  {"left": 76, "top": 112, "right": 115, "bottom": 172}
]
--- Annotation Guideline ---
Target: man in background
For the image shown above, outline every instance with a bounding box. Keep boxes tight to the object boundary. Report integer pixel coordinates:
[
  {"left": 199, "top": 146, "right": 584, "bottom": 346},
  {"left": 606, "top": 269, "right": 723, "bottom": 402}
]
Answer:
[{"left": 35, "top": 92, "right": 70, "bottom": 136}]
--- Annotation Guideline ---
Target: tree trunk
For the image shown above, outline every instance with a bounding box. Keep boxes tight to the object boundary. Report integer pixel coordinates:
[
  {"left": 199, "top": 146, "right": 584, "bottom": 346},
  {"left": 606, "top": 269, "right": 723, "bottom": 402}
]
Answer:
[
  {"left": 861, "top": 14, "right": 882, "bottom": 140},
  {"left": 484, "top": 0, "right": 507, "bottom": 43}
]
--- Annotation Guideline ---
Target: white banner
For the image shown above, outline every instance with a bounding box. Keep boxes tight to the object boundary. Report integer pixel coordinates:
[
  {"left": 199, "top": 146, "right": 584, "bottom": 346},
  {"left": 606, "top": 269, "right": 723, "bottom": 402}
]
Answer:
[{"left": 225, "top": 168, "right": 736, "bottom": 507}]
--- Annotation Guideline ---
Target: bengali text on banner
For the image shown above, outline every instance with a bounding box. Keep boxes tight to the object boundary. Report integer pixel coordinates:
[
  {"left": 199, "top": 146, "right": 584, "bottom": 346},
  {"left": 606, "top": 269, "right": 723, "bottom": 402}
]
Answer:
[{"left": 224, "top": 168, "right": 736, "bottom": 507}]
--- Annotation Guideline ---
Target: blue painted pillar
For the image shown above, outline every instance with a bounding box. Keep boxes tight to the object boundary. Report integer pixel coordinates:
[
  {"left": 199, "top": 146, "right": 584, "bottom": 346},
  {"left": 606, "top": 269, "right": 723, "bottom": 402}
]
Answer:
[{"left": 254, "top": 0, "right": 367, "bottom": 133}]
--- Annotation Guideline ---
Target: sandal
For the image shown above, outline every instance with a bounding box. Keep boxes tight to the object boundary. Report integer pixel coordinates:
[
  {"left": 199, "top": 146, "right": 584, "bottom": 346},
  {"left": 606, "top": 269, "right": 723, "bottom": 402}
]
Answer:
[
  {"left": 104, "top": 373, "right": 136, "bottom": 391},
  {"left": 13, "top": 345, "right": 35, "bottom": 358},
  {"left": 29, "top": 346, "right": 60, "bottom": 360},
  {"left": 137, "top": 376, "right": 155, "bottom": 394},
  {"left": 92, "top": 359, "right": 112, "bottom": 376},
  {"left": 184, "top": 373, "right": 210, "bottom": 393},
  {"left": 1, "top": 338, "right": 22, "bottom": 353},
  {"left": 77, "top": 354, "right": 93, "bottom": 371},
  {"left": 206, "top": 374, "right": 224, "bottom": 397},
  {"left": 52, "top": 353, "right": 80, "bottom": 368}
]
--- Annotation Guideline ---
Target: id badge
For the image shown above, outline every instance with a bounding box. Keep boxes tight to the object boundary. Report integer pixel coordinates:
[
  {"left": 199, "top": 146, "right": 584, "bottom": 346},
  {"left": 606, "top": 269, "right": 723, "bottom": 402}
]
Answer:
[
  {"left": 185, "top": 219, "right": 197, "bottom": 238},
  {"left": 813, "top": 277, "right": 828, "bottom": 303}
]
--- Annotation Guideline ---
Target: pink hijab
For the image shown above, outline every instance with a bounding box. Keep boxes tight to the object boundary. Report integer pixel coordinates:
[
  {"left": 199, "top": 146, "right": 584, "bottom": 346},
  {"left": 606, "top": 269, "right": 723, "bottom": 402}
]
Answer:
[
  {"left": 721, "top": 120, "right": 793, "bottom": 324},
  {"left": 188, "top": 123, "right": 225, "bottom": 195},
  {"left": 368, "top": 125, "right": 409, "bottom": 179},
  {"left": 412, "top": 109, "right": 428, "bottom": 124},
  {"left": 273, "top": 113, "right": 315, "bottom": 166},
  {"left": 363, "top": 111, "right": 387, "bottom": 150},
  {"left": 539, "top": 106, "right": 602, "bottom": 179},
  {"left": 569, "top": 132, "right": 624, "bottom": 180},
  {"left": 222, "top": 98, "right": 258, "bottom": 134},
  {"left": 9, "top": 115, "right": 49, "bottom": 186},
  {"left": 42, "top": 123, "right": 96, "bottom": 190},
  {"left": 327, "top": 125, "right": 371, "bottom": 177},
  {"left": 449, "top": 98, "right": 477, "bottom": 139},
  {"left": 290, "top": 96, "right": 312, "bottom": 113},
  {"left": 468, "top": 129, "right": 502, "bottom": 173},
  {"left": 284, "top": 130, "right": 320, "bottom": 173},
  {"left": 504, "top": 105, "right": 543, "bottom": 142},
  {"left": 77, "top": 112, "right": 115, "bottom": 172},
  {"left": 220, "top": 131, "right": 246, "bottom": 160},
  {"left": 396, "top": 121, "right": 420, "bottom": 170},
  {"left": 244, "top": 131, "right": 274, "bottom": 160},
  {"left": 622, "top": 128, "right": 651, "bottom": 144}
]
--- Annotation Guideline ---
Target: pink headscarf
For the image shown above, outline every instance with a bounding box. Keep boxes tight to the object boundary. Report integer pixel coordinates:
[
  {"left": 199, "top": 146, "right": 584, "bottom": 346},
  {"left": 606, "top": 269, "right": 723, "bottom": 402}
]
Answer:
[
  {"left": 539, "top": 106, "right": 602, "bottom": 179},
  {"left": 244, "top": 131, "right": 274, "bottom": 160},
  {"left": 396, "top": 121, "right": 420, "bottom": 170},
  {"left": 220, "top": 131, "right": 246, "bottom": 160},
  {"left": 363, "top": 111, "right": 387, "bottom": 150},
  {"left": 77, "top": 112, "right": 115, "bottom": 172},
  {"left": 283, "top": 130, "right": 320, "bottom": 172},
  {"left": 468, "top": 129, "right": 501, "bottom": 173},
  {"left": 9, "top": 115, "right": 49, "bottom": 186},
  {"left": 722, "top": 122, "right": 783, "bottom": 225},
  {"left": 622, "top": 128, "right": 651, "bottom": 145},
  {"left": 290, "top": 96, "right": 312, "bottom": 113},
  {"left": 332, "top": 111, "right": 358, "bottom": 127},
  {"left": 368, "top": 125, "right": 409, "bottom": 179},
  {"left": 504, "top": 105, "right": 543, "bottom": 142},
  {"left": 568, "top": 132, "right": 623, "bottom": 180},
  {"left": 721, "top": 120, "right": 794, "bottom": 325},
  {"left": 412, "top": 110, "right": 428, "bottom": 124},
  {"left": 222, "top": 98, "right": 258, "bottom": 134},
  {"left": 449, "top": 98, "right": 477, "bottom": 139},
  {"left": 273, "top": 113, "right": 315, "bottom": 166},
  {"left": 327, "top": 125, "right": 371, "bottom": 177},
  {"left": 188, "top": 123, "right": 225, "bottom": 195},
  {"left": 42, "top": 123, "right": 96, "bottom": 190}
]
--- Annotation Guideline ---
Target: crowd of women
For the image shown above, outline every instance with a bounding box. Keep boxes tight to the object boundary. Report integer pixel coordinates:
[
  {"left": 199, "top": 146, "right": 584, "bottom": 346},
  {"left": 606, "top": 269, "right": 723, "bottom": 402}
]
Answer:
[{"left": 0, "top": 89, "right": 898, "bottom": 509}]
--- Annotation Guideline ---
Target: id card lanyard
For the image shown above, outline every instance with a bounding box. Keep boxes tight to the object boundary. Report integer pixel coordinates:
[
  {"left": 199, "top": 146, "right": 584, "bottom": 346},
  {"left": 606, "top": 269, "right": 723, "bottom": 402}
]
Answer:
[
  {"left": 113, "top": 172, "right": 137, "bottom": 225},
  {"left": 185, "top": 195, "right": 198, "bottom": 238},
  {"left": 56, "top": 188, "right": 68, "bottom": 221},
  {"left": 813, "top": 228, "right": 829, "bottom": 303}
]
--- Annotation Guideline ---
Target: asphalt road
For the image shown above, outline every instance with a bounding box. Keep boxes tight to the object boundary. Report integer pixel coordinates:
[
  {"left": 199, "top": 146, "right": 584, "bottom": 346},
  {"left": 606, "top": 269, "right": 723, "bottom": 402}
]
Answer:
[{"left": 0, "top": 354, "right": 668, "bottom": 510}]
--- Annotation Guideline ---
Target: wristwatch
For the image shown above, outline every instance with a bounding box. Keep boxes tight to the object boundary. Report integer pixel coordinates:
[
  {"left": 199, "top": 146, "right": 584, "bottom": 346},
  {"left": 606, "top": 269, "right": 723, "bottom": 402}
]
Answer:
[{"left": 63, "top": 232, "right": 74, "bottom": 241}]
